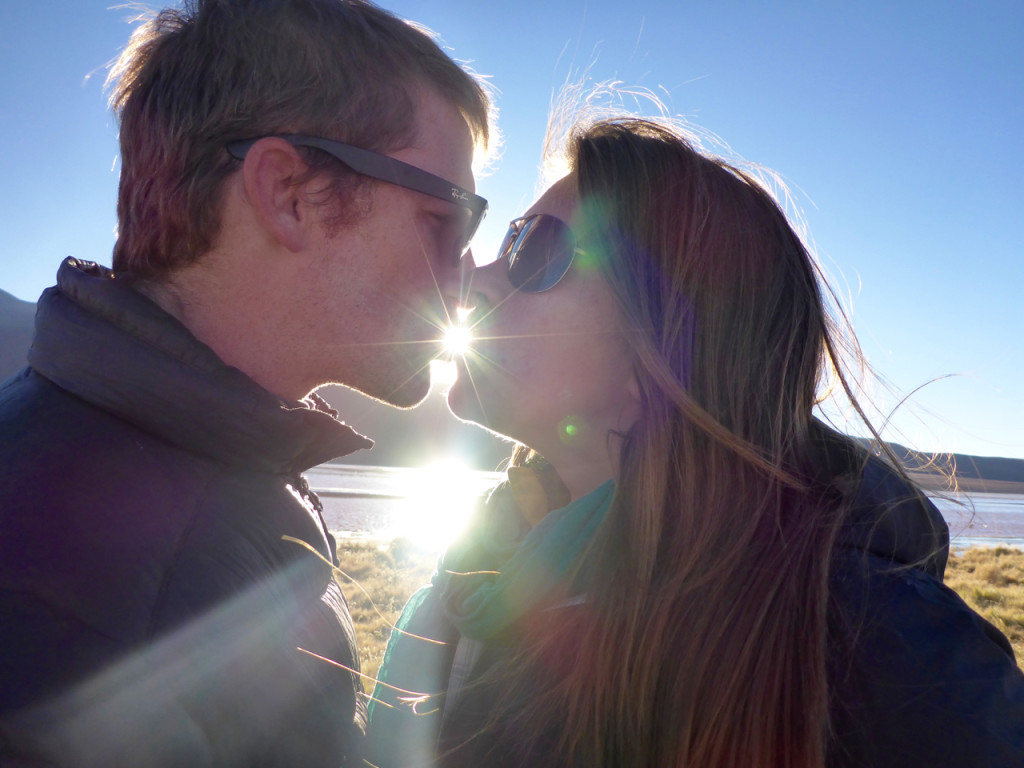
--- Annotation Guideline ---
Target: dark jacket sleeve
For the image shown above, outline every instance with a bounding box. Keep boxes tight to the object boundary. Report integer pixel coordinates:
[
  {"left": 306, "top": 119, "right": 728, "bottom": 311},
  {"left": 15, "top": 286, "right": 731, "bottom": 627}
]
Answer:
[
  {"left": 137, "top": 476, "right": 366, "bottom": 768},
  {"left": 828, "top": 551, "right": 1024, "bottom": 768},
  {"left": 0, "top": 474, "right": 365, "bottom": 768}
]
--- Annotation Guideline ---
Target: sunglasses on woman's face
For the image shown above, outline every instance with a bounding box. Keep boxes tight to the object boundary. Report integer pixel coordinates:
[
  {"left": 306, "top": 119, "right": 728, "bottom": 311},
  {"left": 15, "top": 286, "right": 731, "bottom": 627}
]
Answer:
[{"left": 498, "top": 214, "right": 583, "bottom": 293}]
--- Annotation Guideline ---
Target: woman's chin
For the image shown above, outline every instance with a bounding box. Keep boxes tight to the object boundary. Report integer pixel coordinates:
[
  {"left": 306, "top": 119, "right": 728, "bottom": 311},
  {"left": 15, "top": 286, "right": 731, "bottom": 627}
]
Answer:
[
  {"left": 446, "top": 386, "right": 523, "bottom": 450},
  {"left": 445, "top": 370, "right": 505, "bottom": 432},
  {"left": 446, "top": 362, "right": 528, "bottom": 446},
  {"left": 445, "top": 373, "right": 484, "bottom": 424}
]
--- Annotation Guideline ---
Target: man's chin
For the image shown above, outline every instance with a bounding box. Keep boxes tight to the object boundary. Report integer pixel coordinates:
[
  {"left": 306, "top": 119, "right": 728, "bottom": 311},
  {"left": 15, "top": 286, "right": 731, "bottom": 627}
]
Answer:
[
  {"left": 322, "top": 362, "right": 433, "bottom": 409},
  {"left": 370, "top": 369, "right": 433, "bottom": 409}
]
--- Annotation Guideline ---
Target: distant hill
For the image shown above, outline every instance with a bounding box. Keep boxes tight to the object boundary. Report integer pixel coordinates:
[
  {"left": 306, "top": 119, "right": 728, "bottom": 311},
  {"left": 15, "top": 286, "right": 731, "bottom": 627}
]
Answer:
[
  {"left": 885, "top": 440, "right": 1024, "bottom": 483},
  {"left": 0, "top": 289, "right": 35, "bottom": 384},
  {"left": 1, "top": 290, "right": 1021, "bottom": 482},
  {"left": 878, "top": 440, "right": 1024, "bottom": 493}
]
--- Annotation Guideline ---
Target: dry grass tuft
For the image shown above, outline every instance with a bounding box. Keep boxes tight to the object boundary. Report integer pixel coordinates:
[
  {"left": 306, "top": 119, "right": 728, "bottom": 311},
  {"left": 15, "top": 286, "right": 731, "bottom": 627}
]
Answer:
[
  {"left": 335, "top": 538, "right": 436, "bottom": 684},
  {"left": 945, "top": 546, "right": 1024, "bottom": 659},
  {"left": 336, "top": 539, "right": 1024, "bottom": 686}
]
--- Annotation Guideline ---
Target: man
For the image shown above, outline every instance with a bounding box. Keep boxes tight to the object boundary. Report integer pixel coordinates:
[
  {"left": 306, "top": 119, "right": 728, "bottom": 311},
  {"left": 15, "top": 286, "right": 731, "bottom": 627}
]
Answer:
[{"left": 0, "top": 0, "right": 491, "bottom": 764}]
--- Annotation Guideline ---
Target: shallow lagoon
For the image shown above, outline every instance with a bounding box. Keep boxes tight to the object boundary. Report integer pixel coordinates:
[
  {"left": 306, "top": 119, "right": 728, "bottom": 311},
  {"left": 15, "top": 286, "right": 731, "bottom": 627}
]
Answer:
[{"left": 308, "top": 464, "right": 1024, "bottom": 551}]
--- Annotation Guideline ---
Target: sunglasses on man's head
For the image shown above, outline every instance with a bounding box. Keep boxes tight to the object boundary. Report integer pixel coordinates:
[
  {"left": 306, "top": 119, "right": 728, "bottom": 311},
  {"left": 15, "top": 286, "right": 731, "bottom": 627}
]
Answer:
[
  {"left": 226, "top": 134, "right": 488, "bottom": 256},
  {"left": 499, "top": 214, "right": 582, "bottom": 293}
]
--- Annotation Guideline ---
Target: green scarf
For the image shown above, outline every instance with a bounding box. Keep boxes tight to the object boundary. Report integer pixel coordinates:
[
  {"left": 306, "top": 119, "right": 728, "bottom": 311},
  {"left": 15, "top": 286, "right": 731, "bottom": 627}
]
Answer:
[
  {"left": 434, "top": 478, "right": 613, "bottom": 640},
  {"left": 365, "top": 479, "right": 613, "bottom": 768}
]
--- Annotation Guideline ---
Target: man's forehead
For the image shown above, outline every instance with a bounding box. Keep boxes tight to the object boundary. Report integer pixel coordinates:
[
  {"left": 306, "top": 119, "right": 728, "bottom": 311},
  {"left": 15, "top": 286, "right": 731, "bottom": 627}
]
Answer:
[{"left": 399, "top": 87, "right": 477, "bottom": 191}]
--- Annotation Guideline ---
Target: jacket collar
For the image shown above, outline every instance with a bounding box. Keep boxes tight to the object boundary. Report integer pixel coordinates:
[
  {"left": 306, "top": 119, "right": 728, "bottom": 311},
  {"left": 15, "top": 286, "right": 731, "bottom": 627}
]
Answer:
[
  {"left": 29, "top": 258, "right": 372, "bottom": 474},
  {"left": 840, "top": 454, "right": 950, "bottom": 577},
  {"left": 811, "top": 423, "right": 949, "bottom": 577}
]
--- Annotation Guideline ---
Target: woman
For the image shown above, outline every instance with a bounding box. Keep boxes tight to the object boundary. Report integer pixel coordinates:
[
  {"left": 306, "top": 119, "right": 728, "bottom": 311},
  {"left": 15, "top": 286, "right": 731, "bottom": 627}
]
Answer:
[{"left": 366, "top": 118, "right": 1024, "bottom": 767}]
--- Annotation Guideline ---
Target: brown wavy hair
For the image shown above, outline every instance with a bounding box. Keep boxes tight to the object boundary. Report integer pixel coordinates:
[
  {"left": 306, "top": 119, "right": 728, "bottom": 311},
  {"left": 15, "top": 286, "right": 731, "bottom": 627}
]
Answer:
[
  {"left": 461, "top": 119, "right": 901, "bottom": 767},
  {"left": 106, "top": 0, "right": 493, "bottom": 281}
]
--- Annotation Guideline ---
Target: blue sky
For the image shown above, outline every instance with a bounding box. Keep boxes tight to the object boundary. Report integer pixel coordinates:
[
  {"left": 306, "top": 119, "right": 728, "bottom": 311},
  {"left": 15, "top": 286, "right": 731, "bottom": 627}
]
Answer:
[{"left": 1, "top": 1, "right": 1022, "bottom": 460}]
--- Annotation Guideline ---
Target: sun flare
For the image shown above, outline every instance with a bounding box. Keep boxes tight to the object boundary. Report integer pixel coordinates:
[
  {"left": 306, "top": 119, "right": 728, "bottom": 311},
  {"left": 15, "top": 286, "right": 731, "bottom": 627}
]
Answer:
[
  {"left": 390, "top": 459, "right": 501, "bottom": 551},
  {"left": 442, "top": 323, "right": 473, "bottom": 356}
]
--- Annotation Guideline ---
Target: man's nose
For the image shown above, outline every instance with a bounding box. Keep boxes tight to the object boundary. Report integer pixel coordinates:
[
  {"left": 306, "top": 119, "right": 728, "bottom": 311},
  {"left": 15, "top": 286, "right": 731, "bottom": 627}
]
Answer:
[
  {"left": 458, "top": 250, "right": 477, "bottom": 309},
  {"left": 438, "top": 250, "right": 475, "bottom": 323}
]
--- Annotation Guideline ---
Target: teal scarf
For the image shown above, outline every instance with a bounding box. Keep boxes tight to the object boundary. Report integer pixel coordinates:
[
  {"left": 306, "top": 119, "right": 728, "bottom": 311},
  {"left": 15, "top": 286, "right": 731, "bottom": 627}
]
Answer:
[
  {"left": 435, "top": 478, "right": 613, "bottom": 640},
  {"left": 365, "top": 479, "right": 613, "bottom": 767}
]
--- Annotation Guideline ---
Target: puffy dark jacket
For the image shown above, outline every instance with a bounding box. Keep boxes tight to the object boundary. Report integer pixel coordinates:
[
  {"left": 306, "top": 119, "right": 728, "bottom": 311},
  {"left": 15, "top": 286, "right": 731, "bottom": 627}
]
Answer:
[
  {"left": 369, "top": 446, "right": 1024, "bottom": 767},
  {"left": 0, "top": 258, "right": 373, "bottom": 767}
]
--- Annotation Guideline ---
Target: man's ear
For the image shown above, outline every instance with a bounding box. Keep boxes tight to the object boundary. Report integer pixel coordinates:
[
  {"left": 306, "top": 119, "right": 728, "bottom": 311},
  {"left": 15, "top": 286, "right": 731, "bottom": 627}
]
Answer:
[{"left": 239, "top": 138, "right": 313, "bottom": 253}]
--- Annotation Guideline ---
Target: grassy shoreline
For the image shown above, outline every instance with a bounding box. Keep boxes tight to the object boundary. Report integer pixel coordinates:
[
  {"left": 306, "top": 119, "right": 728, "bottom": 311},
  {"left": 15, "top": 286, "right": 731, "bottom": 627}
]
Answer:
[
  {"left": 335, "top": 539, "right": 1024, "bottom": 685},
  {"left": 908, "top": 472, "right": 1024, "bottom": 495}
]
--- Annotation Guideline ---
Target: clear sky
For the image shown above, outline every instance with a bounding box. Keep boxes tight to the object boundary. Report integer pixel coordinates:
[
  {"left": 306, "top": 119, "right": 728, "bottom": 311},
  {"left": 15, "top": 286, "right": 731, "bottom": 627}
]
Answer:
[{"left": 1, "top": 1, "right": 1022, "bottom": 460}]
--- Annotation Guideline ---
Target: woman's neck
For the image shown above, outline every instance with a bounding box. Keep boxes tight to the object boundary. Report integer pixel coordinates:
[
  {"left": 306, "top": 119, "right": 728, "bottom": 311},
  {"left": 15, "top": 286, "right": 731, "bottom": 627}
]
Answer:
[{"left": 543, "top": 439, "right": 620, "bottom": 502}]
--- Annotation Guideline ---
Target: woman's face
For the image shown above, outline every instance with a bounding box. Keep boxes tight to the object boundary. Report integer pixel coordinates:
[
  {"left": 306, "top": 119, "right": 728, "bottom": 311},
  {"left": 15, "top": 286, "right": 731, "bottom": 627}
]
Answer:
[{"left": 448, "top": 175, "right": 640, "bottom": 460}]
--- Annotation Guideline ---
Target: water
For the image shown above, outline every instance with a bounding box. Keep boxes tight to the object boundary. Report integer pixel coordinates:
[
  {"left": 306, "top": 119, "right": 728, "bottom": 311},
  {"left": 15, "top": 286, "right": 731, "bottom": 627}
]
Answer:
[
  {"left": 307, "top": 463, "right": 502, "bottom": 550},
  {"left": 932, "top": 492, "right": 1024, "bottom": 551},
  {"left": 308, "top": 463, "right": 1024, "bottom": 552}
]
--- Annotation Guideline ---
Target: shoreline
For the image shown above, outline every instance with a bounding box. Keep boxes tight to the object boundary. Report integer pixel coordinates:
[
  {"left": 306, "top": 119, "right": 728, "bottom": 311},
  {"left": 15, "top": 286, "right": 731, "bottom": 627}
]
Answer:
[
  {"left": 314, "top": 466, "right": 1024, "bottom": 548},
  {"left": 315, "top": 462, "right": 1024, "bottom": 497},
  {"left": 908, "top": 473, "right": 1024, "bottom": 496},
  {"left": 329, "top": 528, "right": 1023, "bottom": 552}
]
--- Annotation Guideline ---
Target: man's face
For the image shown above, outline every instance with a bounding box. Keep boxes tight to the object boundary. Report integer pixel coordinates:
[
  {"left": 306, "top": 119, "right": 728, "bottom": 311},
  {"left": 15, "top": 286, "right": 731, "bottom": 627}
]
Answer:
[{"left": 305, "top": 88, "right": 477, "bottom": 407}]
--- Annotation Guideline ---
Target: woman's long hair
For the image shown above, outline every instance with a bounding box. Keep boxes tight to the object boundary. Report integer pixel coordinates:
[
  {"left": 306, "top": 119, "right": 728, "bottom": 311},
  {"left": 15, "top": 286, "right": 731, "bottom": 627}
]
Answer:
[{"left": 464, "top": 119, "right": 891, "bottom": 767}]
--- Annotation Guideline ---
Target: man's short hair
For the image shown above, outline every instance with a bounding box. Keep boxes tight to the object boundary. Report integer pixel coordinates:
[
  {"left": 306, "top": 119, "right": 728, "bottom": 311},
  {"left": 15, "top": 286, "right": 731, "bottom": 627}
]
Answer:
[{"left": 107, "top": 0, "right": 493, "bottom": 280}]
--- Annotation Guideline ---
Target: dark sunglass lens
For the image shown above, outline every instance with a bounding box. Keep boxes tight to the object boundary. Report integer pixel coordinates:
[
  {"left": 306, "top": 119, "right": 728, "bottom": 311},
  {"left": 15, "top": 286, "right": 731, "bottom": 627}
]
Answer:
[
  {"left": 459, "top": 210, "right": 482, "bottom": 255},
  {"left": 507, "top": 215, "right": 574, "bottom": 292}
]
